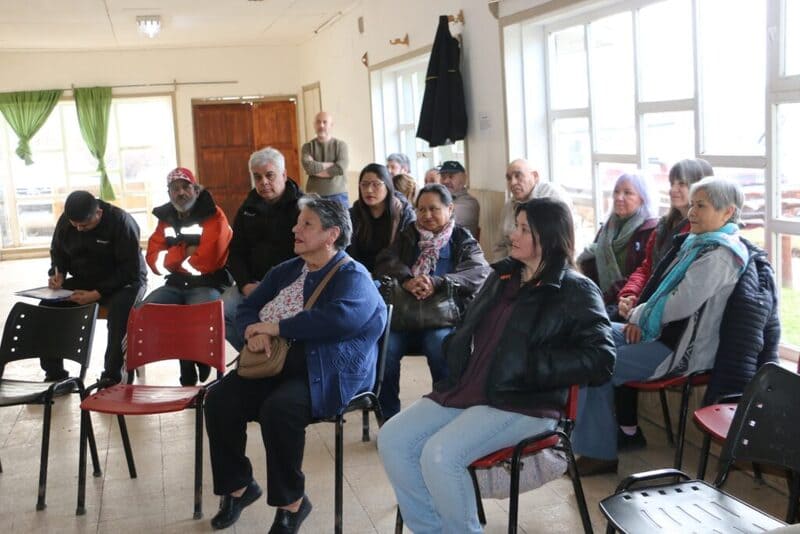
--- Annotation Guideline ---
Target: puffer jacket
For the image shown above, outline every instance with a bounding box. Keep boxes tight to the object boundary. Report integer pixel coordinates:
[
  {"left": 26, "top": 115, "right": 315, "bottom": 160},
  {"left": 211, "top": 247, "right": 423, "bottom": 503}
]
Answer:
[
  {"left": 227, "top": 180, "right": 303, "bottom": 290},
  {"left": 374, "top": 224, "right": 490, "bottom": 311},
  {"left": 433, "top": 258, "right": 615, "bottom": 415},
  {"left": 704, "top": 239, "right": 780, "bottom": 403}
]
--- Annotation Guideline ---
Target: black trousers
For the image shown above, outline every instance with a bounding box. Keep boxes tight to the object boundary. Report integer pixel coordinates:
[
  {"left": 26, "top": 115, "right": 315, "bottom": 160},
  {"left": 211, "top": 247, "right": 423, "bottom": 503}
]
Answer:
[
  {"left": 615, "top": 385, "right": 639, "bottom": 427},
  {"left": 40, "top": 284, "right": 144, "bottom": 380},
  {"left": 204, "top": 345, "right": 313, "bottom": 507}
]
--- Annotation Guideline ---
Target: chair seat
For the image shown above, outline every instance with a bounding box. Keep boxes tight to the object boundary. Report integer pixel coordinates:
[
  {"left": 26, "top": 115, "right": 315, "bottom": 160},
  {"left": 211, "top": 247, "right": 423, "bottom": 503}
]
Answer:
[
  {"left": 80, "top": 384, "right": 203, "bottom": 415},
  {"left": 694, "top": 403, "right": 737, "bottom": 442},
  {"left": 626, "top": 372, "right": 710, "bottom": 390},
  {"left": 470, "top": 434, "right": 559, "bottom": 469},
  {"left": 600, "top": 479, "right": 785, "bottom": 533},
  {"left": 0, "top": 378, "right": 73, "bottom": 405}
]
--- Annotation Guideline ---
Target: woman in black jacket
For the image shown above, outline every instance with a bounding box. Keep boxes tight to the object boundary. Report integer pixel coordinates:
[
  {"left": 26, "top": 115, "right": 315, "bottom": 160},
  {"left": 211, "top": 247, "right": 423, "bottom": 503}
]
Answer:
[
  {"left": 374, "top": 183, "right": 490, "bottom": 421},
  {"left": 377, "top": 198, "right": 615, "bottom": 533},
  {"left": 347, "top": 163, "right": 415, "bottom": 274}
]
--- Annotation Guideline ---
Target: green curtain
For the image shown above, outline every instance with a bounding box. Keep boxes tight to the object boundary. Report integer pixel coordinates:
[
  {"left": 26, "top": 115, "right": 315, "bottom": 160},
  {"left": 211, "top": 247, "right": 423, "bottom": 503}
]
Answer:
[
  {"left": 0, "top": 89, "right": 62, "bottom": 165},
  {"left": 74, "top": 87, "right": 115, "bottom": 200}
]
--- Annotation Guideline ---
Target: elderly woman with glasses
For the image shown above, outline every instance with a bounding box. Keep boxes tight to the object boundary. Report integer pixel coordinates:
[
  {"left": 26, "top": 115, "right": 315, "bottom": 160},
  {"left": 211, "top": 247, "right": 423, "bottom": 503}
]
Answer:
[
  {"left": 572, "top": 177, "right": 750, "bottom": 476},
  {"left": 374, "top": 183, "right": 490, "bottom": 421},
  {"left": 347, "top": 163, "right": 416, "bottom": 274},
  {"left": 204, "top": 195, "right": 386, "bottom": 533}
]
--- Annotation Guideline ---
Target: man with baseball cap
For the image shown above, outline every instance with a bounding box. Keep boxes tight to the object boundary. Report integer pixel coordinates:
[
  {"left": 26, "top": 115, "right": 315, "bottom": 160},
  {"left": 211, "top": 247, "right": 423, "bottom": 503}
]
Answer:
[
  {"left": 141, "top": 167, "right": 233, "bottom": 386},
  {"left": 45, "top": 190, "right": 147, "bottom": 385},
  {"left": 439, "top": 160, "right": 480, "bottom": 237}
]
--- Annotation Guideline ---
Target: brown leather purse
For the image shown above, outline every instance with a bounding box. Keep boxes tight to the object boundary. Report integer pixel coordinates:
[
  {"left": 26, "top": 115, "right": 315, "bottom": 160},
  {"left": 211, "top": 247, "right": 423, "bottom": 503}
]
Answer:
[{"left": 235, "top": 257, "right": 349, "bottom": 379}]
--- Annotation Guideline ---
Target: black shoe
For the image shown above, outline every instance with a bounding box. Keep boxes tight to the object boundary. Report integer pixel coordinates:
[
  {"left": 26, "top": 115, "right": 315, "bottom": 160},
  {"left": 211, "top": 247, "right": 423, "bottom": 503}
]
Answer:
[
  {"left": 268, "top": 495, "right": 312, "bottom": 534},
  {"left": 211, "top": 480, "right": 263, "bottom": 530},
  {"left": 44, "top": 370, "right": 69, "bottom": 382},
  {"left": 617, "top": 427, "right": 647, "bottom": 452},
  {"left": 198, "top": 363, "right": 212, "bottom": 383},
  {"left": 96, "top": 375, "right": 121, "bottom": 390}
]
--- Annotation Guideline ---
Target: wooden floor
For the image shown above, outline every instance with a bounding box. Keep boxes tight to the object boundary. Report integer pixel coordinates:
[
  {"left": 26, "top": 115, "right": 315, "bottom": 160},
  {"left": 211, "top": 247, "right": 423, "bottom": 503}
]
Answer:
[{"left": 0, "top": 257, "right": 791, "bottom": 533}]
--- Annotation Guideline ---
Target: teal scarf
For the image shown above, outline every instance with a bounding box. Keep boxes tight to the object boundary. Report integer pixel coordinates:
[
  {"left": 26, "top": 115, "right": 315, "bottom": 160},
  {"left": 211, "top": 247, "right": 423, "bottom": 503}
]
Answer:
[{"left": 637, "top": 223, "right": 749, "bottom": 342}]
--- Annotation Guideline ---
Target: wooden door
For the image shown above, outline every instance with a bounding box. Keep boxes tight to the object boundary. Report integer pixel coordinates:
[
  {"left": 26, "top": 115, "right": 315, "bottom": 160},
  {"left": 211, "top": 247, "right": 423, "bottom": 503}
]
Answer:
[
  {"left": 252, "top": 101, "right": 300, "bottom": 185},
  {"left": 193, "top": 100, "right": 300, "bottom": 224},
  {"left": 192, "top": 103, "right": 254, "bottom": 223}
]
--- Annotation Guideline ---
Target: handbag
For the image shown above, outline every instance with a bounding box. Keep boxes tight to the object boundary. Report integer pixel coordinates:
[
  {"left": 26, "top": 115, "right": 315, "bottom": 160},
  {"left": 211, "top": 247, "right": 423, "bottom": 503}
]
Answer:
[
  {"left": 235, "top": 257, "right": 350, "bottom": 379},
  {"left": 474, "top": 448, "right": 567, "bottom": 499},
  {"left": 380, "top": 276, "right": 461, "bottom": 331}
]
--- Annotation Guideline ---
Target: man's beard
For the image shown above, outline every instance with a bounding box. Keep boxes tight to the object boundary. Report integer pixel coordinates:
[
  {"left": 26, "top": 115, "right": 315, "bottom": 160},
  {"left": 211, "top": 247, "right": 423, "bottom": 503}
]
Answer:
[{"left": 171, "top": 196, "right": 197, "bottom": 214}]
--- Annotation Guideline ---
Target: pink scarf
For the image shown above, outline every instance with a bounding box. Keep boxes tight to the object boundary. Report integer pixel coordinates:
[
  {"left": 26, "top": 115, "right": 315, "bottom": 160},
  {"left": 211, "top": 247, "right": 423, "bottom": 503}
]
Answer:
[{"left": 411, "top": 220, "right": 455, "bottom": 276}]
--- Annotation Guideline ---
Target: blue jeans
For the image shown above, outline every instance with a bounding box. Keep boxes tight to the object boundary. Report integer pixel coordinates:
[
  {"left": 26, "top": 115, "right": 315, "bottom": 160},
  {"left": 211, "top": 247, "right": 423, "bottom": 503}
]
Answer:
[
  {"left": 571, "top": 322, "right": 672, "bottom": 460},
  {"left": 140, "top": 285, "right": 223, "bottom": 384},
  {"left": 380, "top": 327, "right": 452, "bottom": 420},
  {"left": 322, "top": 192, "right": 350, "bottom": 209},
  {"left": 221, "top": 284, "right": 245, "bottom": 351},
  {"left": 378, "top": 398, "right": 557, "bottom": 534}
]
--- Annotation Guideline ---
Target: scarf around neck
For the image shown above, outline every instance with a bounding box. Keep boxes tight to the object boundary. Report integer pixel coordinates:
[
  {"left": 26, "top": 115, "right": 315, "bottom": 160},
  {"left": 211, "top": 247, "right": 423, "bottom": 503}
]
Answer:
[
  {"left": 411, "top": 219, "right": 455, "bottom": 277},
  {"left": 637, "top": 222, "right": 749, "bottom": 342},
  {"left": 584, "top": 211, "right": 647, "bottom": 293}
]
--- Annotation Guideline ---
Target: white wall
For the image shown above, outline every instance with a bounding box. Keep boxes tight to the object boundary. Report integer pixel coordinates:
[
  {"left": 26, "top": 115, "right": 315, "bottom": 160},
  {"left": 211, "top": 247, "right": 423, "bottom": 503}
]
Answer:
[{"left": 0, "top": 45, "right": 302, "bottom": 169}]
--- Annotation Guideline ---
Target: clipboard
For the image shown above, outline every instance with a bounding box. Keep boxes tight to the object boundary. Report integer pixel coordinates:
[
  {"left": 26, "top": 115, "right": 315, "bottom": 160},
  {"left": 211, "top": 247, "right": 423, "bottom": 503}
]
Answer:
[{"left": 15, "top": 286, "right": 74, "bottom": 301}]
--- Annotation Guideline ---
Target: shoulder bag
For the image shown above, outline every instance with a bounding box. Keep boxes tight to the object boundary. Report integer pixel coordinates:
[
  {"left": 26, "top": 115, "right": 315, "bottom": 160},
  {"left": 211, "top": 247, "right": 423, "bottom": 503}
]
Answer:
[{"left": 380, "top": 275, "right": 461, "bottom": 331}]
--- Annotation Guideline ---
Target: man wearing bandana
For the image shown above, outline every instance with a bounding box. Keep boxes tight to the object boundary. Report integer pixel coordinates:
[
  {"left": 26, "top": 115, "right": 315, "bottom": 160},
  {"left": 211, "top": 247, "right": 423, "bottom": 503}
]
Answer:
[{"left": 142, "top": 167, "right": 233, "bottom": 385}]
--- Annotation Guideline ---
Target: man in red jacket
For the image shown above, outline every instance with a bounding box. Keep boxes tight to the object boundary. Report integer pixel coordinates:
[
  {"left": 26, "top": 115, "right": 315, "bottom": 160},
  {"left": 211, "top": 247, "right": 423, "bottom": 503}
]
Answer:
[{"left": 141, "top": 167, "right": 233, "bottom": 385}]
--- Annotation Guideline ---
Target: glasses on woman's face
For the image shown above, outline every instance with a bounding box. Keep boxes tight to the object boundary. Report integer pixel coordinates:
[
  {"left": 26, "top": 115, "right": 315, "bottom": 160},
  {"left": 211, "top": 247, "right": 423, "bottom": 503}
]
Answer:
[{"left": 360, "top": 180, "right": 385, "bottom": 191}]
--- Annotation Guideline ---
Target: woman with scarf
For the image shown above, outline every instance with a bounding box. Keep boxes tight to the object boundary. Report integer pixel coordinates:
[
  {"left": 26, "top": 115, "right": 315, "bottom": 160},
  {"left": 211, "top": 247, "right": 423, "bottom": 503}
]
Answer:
[
  {"left": 578, "top": 173, "right": 658, "bottom": 317},
  {"left": 572, "top": 177, "right": 749, "bottom": 476},
  {"left": 374, "top": 183, "right": 490, "bottom": 421},
  {"left": 614, "top": 159, "right": 713, "bottom": 450},
  {"left": 347, "top": 163, "right": 415, "bottom": 274}
]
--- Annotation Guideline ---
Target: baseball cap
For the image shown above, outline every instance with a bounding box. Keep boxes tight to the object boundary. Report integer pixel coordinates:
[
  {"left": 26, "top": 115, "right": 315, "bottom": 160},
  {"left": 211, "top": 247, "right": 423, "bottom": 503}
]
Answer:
[
  {"left": 166, "top": 167, "right": 197, "bottom": 185},
  {"left": 439, "top": 161, "right": 465, "bottom": 173}
]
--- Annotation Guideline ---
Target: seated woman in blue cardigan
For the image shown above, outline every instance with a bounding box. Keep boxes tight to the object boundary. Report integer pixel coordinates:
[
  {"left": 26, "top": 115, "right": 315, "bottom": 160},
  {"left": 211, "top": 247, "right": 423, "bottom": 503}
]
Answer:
[{"left": 204, "top": 195, "right": 386, "bottom": 533}]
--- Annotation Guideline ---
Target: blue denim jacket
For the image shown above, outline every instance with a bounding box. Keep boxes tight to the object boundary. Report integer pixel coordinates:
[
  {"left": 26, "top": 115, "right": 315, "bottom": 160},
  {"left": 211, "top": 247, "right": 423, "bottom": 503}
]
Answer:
[{"left": 237, "top": 250, "right": 387, "bottom": 418}]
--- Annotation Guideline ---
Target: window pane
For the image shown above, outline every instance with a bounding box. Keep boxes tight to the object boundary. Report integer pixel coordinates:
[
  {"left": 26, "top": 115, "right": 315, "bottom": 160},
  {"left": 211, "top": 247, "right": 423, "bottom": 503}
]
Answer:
[
  {"left": 786, "top": 0, "right": 800, "bottom": 76},
  {"left": 777, "top": 103, "right": 800, "bottom": 220},
  {"left": 638, "top": 0, "right": 694, "bottom": 102},
  {"left": 712, "top": 167, "right": 766, "bottom": 239},
  {"left": 552, "top": 118, "right": 593, "bottom": 248},
  {"left": 17, "top": 203, "right": 55, "bottom": 245},
  {"left": 589, "top": 12, "right": 636, "bottom": 154},
  {"left": 642, "top": 111, "right": 695, "bottom": 212},
  {"left": 599, "top": 162, "right": 639, "bottom": 216},
  {"left": 776, "top": 233, "right": 800, "bottom": 347},
  {"left": 698, "top": 0, "right": 766, "bottom": 155},
  {"left": 548, "top": 26, "right": 588, "bottom": 110}
]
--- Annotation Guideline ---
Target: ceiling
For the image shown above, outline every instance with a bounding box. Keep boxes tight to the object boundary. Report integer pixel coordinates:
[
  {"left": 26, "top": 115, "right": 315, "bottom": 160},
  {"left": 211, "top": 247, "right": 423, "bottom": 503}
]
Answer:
[{"left": 0, "top": 0, "right": 359, "bottom": 51}]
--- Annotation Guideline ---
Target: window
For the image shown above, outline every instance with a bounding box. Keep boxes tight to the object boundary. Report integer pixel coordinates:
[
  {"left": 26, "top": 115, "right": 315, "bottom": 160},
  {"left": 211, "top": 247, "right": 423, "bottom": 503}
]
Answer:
[
  {"left": 370, "top": 54, "right": 465, "bottom": 183},
  {"left": 0, "top": 95, "right": 177, "bottom": 248},
  {"left": 504, "top": 0, "right": 800, "bottom": 351}
]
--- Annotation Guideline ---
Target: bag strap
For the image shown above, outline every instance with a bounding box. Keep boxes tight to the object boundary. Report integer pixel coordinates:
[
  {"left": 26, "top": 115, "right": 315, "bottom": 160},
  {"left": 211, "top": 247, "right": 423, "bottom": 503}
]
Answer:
[{"left": 304, "top": 256, "right": 351, "bottom": 310}]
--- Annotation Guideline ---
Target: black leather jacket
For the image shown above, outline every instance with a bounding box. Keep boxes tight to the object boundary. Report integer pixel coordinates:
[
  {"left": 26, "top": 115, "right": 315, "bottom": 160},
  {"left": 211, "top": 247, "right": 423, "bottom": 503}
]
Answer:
[{"left": 434, "top": 258, "right": 616, "bottom": 414}]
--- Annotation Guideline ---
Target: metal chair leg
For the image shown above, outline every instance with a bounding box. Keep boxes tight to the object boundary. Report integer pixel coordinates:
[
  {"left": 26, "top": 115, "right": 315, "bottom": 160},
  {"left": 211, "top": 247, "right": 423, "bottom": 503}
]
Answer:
[
  {"left": 335, "top": 416, "right": 344, "bottom": 534},
  {"left": 562, "top": 437, "right": 594, "bottom": 534},
  {"left": 659, "top": 389, "right": 675, "bottom": 446},
  {"left": 362, "top": 409, "right": 370, "bottom": 442},
  {"left": 508, "top": 455, "right": 522, "bottom": 534},
  {"left": 394, "top": 507, "right": 404, "bottom": 534},
  {"left": 469, "top": 467, "right": 486, "bottom": 525},
  {"left": 36, "top": 399, "right": 53, "bottom": 510},
  {"left": 117, "top": 415, "right": 137, "bottom": 478},
  {"left": 674, "top": 381, "right": 693, "bottom": 470},
  {"left": 194, "top": 400, "right": 203, "bottom": 519},
  {"left": 76, "top": 410, "right": 89, "bottom": 515},
  {"left": 697, "top": 434, "right": 712, "bottom": 479}
]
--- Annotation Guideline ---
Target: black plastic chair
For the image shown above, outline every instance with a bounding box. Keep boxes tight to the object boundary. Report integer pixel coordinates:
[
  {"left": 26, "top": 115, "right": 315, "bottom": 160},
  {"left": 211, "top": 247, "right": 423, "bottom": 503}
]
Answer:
[
  {"left": 600, "top": 363, "right": 800, "bottom": 532},
  {"left": 311, "top": 304, "right": 392, "bottom": 534},
  {"left": 0, "top": 301, "right": 101, "bottom": 510}
]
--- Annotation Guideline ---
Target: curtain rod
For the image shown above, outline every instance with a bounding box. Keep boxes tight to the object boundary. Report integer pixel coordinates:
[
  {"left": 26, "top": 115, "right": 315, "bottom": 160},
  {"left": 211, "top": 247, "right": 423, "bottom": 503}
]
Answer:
[{"left": 60, "top": 80, "right": 238, "bottom": 91}]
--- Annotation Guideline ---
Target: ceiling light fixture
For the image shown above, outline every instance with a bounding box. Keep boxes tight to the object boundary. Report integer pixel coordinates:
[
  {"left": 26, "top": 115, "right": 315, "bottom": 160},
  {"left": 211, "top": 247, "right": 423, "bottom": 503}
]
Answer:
[
  {"left": 314, "top": 12, "right": 343, "bottom": 34},
  {"left": 137, "top": 15, "right": 161, "bottom": 38}
]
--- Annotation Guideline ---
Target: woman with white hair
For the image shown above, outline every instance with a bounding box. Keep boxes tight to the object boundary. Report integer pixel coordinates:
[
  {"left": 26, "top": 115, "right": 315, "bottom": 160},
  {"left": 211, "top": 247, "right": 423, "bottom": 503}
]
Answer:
[
  {"left": 572, "top": 177, "right": 749, "bottom": 476},
  {"left": 578, "top": 173, "right": 658, "bottom": 314}
]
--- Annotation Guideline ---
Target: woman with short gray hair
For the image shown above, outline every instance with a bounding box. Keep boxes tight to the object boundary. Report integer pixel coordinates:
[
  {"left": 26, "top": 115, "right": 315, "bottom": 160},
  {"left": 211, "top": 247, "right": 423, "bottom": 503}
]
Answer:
[
  {"left": 572, "top": 176, "right": 750, "bottom": 476},
  {"left": 298, "top": 193, "right": 352, "bottom": 250}
]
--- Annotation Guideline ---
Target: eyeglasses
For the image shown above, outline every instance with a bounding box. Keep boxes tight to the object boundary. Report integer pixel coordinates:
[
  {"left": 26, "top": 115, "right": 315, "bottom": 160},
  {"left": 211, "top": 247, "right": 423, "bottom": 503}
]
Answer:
[{"left": 360, "top": 181, "right": 385, "bottom": 190}]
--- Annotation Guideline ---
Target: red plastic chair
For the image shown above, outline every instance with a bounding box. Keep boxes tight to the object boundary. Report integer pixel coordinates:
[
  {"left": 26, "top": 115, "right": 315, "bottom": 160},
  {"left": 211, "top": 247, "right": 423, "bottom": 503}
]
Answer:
[
  {"left": 395, "top": 385, "right": 593, "bottom": 534},
  {"left": 693, "top": 400, "right": 737, "bottom": 479},
  {"left": 624, "top": 369, "right": 710, "bottom": 470},
  {"left": 75, "top": 301, "right": 226, "bottom": 519}
]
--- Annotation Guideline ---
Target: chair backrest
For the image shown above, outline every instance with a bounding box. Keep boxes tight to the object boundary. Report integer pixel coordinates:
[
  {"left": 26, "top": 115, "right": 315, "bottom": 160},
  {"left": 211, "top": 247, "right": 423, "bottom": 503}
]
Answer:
[
  {"left": 126, "top": 301, "right": 225, "bottom": 373},
  {"left": 715, "top": 363, "right": 800, "bottom": 486},
  {"left": 0, "top": 302, "right": 98, "bottom": 379},
  {"left": 371, "top": 304, "right": 393, "bottom": 397}
]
